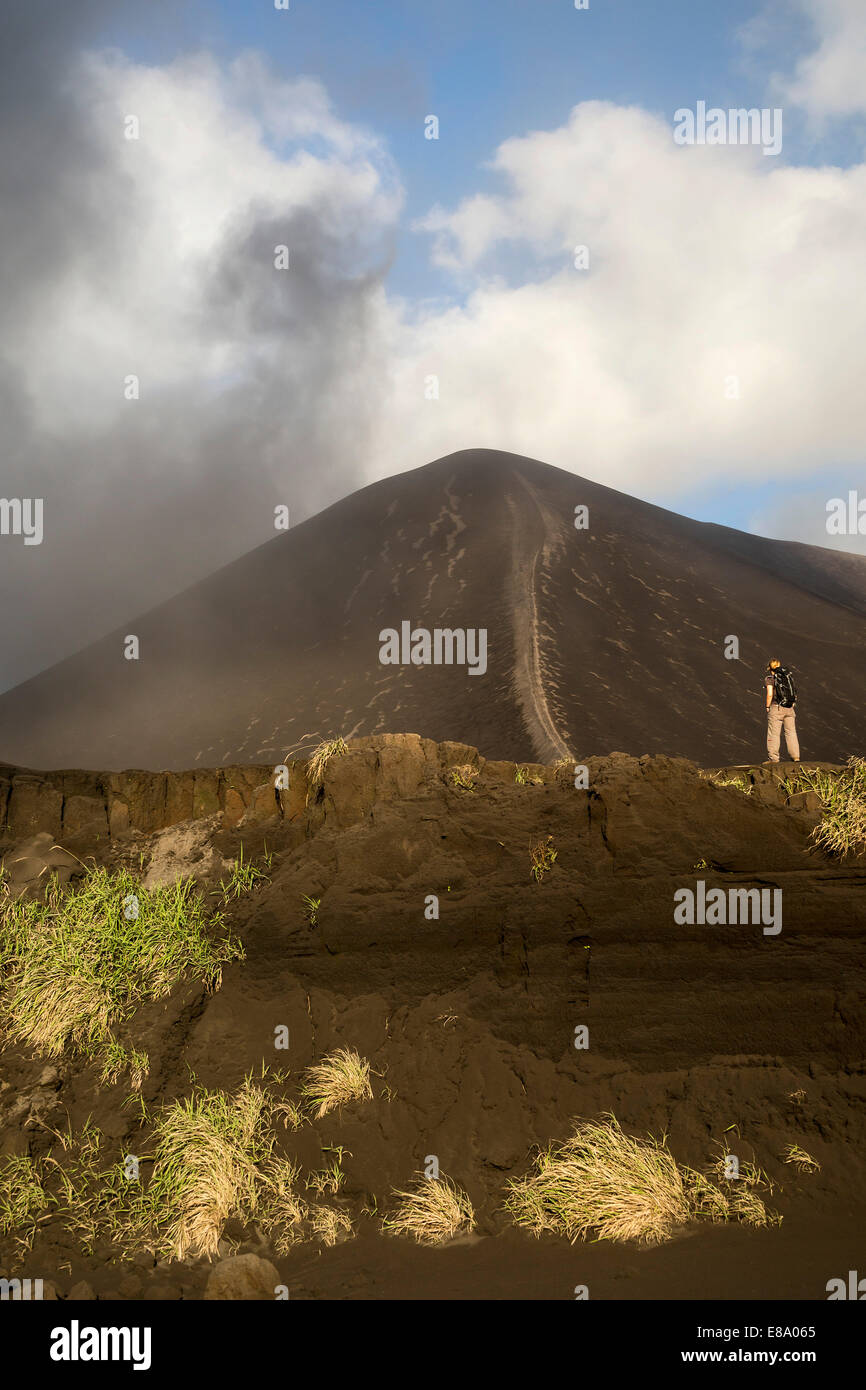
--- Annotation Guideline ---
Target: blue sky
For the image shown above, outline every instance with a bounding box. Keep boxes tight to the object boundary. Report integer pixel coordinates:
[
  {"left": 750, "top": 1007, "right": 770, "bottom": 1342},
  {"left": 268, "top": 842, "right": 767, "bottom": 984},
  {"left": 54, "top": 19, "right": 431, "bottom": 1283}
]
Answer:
[{"left": 106, "top": 0, "right": 855, "bottom": 304}]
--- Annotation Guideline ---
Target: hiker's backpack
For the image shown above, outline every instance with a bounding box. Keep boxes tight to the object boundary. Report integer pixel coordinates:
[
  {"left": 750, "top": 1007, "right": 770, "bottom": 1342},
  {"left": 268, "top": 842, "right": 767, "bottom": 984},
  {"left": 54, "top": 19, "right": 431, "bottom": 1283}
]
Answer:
[{"left": 773, "top": 666, "right": 797, "bottom": 708}]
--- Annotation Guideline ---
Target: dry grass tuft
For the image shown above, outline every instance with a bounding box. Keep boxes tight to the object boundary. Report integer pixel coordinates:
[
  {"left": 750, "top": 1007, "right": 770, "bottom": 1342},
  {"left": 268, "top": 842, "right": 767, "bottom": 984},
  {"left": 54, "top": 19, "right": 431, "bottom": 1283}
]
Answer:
[
  {"left": 505, "top": 1115, "right": 782, "bottom": 1245},
  {"left": 515, "top": 766, "right": 544, "bottom": 786},
  {"left": 383, "top": 1174, "right": 475, "bottom": 1245},
  {"left": 309, "top": 1204, "right": 352, "bottom": 1246},
  {"left": 306, "top": 1159, "right": 344, "bottom": 1196},
  {"left": 306, "top": 738, "right": 349, "bottom": 793},
  {"left": 0, "top": 1073, "right": 371, "bottom": 1263},
  {"left": 782, "top": 1143, "right": 820, "bottom": 1174},
  {"left": 505, "top": 1115, "right": 694, "bottom": 1245},
  {"left": 144, "top": 1081, "right": 271, "bottom": 1260},
  {"left": 259, "top": 1156, "right": 309, "bottom": 1254},
  {"left": 300, "top": 1048, "right": 373, "bottom": 1119}
]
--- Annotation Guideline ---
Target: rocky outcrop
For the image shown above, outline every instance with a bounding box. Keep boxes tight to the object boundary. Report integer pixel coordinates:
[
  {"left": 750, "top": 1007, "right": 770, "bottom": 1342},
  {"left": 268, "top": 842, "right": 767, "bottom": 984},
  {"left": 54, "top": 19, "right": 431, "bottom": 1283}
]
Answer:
[
  {"left": 0, "top": 741, "right": 840, "bottom": 854},
  {"left": 0, "top": 735, "right": 483, "bottom": 847},
  {"left": 0, "top": 760, "right": 273, "bottom": 848}
]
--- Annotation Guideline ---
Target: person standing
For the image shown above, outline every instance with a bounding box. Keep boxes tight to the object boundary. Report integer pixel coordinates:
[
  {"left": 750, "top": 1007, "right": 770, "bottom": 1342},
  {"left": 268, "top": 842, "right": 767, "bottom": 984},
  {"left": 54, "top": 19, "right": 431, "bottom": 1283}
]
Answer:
[{"left": 765, "top": 658, "right": 800, "bottom": 763}]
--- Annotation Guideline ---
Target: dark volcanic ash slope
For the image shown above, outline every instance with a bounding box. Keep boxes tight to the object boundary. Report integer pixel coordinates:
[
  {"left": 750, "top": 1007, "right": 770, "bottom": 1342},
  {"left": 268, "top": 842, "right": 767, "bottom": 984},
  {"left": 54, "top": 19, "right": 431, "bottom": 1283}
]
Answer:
[{"left": 1, "top": 448, "right": 865, "bottom": 770}]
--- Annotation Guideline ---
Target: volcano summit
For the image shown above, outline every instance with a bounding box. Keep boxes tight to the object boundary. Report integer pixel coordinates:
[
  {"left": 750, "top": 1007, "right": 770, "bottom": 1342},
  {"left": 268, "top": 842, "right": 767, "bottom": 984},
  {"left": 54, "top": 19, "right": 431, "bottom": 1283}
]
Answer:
[{"left": 1, "top": 448, "right": 864, "bottom": 770}]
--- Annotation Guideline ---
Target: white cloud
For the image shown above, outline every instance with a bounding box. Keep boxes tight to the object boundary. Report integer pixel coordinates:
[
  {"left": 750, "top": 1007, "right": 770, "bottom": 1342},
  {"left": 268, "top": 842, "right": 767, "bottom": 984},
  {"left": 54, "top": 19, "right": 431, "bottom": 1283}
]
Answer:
[
  {"left": 740, "top": 0, "right": 866, "bottom": 123},
  {"left": 15, "top": 29, "right": 866, "bottom": 515},
  {"left": 373, "top": 100, "right": 866, "bottom": 499},
  {"left": 9, "top": 32, "right": 866, "bottom": 514},
  {"left": 8, "top": 49, "right": 402, "bottom": 438},
  {"left": 0, "top": 38, "right": 404, "bottom": 688},
  {"left": 781, "top": 0, "right": 866, "bottom": 120}
]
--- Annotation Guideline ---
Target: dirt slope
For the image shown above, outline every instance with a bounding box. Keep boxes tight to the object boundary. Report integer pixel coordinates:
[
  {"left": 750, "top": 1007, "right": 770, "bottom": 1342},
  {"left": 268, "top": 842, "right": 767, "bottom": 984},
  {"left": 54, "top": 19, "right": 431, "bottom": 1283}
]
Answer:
[{"left": 1, "top": 736, "right": 863, "bottom": 1300}]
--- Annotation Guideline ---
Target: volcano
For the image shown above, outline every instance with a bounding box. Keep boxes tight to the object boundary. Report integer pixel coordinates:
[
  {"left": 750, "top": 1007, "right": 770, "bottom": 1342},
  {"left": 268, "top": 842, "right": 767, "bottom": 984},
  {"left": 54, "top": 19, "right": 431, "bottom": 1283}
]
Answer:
[{"left": 1, "top": 448, "right": 865, "bottom": 770}]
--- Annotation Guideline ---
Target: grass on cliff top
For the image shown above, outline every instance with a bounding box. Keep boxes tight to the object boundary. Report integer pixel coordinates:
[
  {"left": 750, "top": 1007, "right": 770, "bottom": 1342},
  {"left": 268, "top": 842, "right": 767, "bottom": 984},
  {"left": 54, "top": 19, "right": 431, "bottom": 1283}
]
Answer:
[
  {"left": 702, "top": 769, "right": 753, "bottom": 795},
  {"left": 449, "top": 763, "right": 478, "bottom": 791},
  {"left": 306, "top": 737, "right": 349, "bottom": 791},
  {"left": 504, "top": 1115, "right": 779, "bottom": 1245},
  {"left": 780, "top": 756, "right": 866, "bottom": 858},
  {"left": 0, "top": 866, "right": 243, "bottom": 1088}
]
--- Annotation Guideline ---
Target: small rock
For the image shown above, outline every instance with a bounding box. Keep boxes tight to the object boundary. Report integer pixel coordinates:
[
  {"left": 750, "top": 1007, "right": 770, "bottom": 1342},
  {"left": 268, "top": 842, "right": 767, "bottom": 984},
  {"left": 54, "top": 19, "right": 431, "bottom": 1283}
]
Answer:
[
  {"left": 37, "top": 1066, "right": 59, "bottom": 1088},
  {"left": 204, "top": 1254, "right": 282, "bottom": 1301},
  {"left": 67, "top": 1281, "right": 96, "bottom": 1301}
]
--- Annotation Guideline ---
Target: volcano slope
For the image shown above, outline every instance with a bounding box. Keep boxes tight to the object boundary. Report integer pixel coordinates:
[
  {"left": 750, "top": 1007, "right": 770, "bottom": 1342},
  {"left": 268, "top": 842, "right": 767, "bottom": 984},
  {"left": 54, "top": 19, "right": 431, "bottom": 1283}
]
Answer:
[
  {"left": 1, "top": 736, "right": 864, "bottom": 1301},
  {"left": 1, "top": 449, "right": 865, "bottom": 771}
]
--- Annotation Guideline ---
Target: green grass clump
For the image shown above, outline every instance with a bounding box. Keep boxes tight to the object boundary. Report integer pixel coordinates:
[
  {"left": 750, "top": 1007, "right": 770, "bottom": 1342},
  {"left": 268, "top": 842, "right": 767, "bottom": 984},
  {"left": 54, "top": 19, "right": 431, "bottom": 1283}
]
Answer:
[
  {"left": 0, "top": 867, "right": 244, "bottom": 1087},
  {"left": 0, "top": 1154, "right": 52, "bottom": 1251},
  {"left": 219, "top": 845, "right": 269, "bottom": 900},
  {"left": 301, "top": 894, "right": 321, "bottom": 928},
  {"left": 449, "top": 764, "right": 478, "bottom": 791},
  {"left": 515, "top": 766, "right": 543, "bottom": 786},
  {"left": 45, "top": 1120, "right": 139, "bottom": 1256}
]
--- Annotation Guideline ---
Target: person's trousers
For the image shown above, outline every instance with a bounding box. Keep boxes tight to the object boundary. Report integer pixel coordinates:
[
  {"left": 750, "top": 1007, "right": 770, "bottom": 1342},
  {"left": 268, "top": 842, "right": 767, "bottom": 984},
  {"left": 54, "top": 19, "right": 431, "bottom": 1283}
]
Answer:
[{"left": 767, "top": 703, "right": 800, "bottom": 762}]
